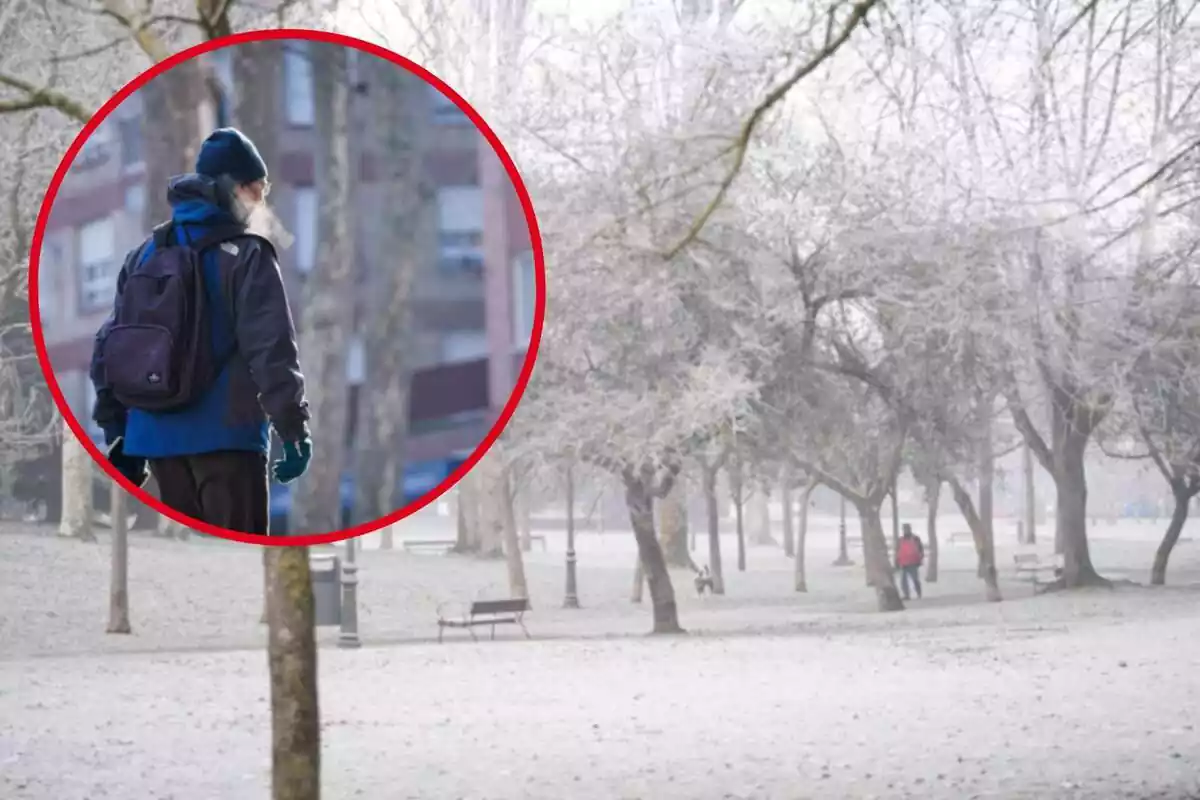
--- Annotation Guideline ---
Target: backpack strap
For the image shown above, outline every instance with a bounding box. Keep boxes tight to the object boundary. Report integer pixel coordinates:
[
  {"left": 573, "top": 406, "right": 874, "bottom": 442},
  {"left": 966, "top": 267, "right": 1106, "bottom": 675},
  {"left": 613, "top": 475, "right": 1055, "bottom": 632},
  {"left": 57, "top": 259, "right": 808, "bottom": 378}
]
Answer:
[
  {"left": 150, "top": 221, "right": 251, "bottom": 253},
  {"left": 151, "top": 221, "right": 174, "bottom": 250},
  {"left": 190, "top": 224, "right": 252, "bottom": 253}
]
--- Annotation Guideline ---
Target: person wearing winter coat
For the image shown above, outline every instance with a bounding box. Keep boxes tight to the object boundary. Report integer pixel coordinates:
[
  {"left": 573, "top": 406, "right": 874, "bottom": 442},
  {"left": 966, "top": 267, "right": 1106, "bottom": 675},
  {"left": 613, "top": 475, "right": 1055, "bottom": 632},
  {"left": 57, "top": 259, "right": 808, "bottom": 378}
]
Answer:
[
  {"left": 895, "top": 523, "right": 925, "bottom": 600},
  {"left": 90, "top": 128, "right": 312, "bottom": 535}
]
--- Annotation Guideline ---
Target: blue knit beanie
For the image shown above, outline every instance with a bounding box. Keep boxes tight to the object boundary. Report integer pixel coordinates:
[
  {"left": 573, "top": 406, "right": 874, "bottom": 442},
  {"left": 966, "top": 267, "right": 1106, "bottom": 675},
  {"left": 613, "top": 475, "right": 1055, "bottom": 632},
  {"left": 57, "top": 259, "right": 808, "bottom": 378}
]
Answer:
[{"left": 195, "top": 128, "right": 268, "bottom": 184}]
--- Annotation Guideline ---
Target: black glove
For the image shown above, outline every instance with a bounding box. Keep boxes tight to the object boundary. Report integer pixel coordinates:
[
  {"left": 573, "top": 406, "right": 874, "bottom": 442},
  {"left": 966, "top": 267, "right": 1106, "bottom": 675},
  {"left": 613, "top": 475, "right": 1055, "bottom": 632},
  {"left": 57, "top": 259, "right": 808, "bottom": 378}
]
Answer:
[{"left": 107, "top": 436, "right": 149, "bottom": 488}]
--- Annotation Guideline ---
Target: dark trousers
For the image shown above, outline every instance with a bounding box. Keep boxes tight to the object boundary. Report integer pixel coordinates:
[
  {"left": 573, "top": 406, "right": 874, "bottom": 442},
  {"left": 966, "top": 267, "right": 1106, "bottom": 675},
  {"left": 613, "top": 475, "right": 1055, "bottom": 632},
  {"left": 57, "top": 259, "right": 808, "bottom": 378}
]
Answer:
[
  {"left": 150, "top": 450, "right": 270, "bottom": 535},
  {"left": 900, "top": 565, "right": 922, "bottom": 599}
]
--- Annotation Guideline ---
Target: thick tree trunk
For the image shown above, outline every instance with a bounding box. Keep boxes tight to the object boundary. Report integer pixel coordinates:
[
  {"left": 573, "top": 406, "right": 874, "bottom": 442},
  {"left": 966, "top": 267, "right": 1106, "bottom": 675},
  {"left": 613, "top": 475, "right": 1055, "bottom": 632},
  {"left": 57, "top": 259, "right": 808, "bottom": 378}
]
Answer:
[
  {"left": 751, "top": 489, "right": 774, "bottom": 546},
  {"left": 794, "top": 479, "right": 818, "bottom": 592},
  {"left": 624, "top": 475, "right": 683, "bottom": 633},
  {"left": 658, "top": 480, "right": 692, "bottom": 568},
  {"left": 890, "top": 482, "right": 900, "bottom": 555},
  {"left": 1150, "top": 484, "right": 1193, "bottom": 586},
  {"left": 266, "top": 547, "right": 320, "bottom": 800},
  {"left": 924, "top": 479, "right": 940, "bottom": 583},
  {"left": 976, "top": 434, "right": 1001, "bottom": 601},
  {"left": 731, "top": 462, "right": 747, "bottom": 571},
  {"left": 454, "top": 474, "right": 490, "bottom": 555},
  {"left": 293, "top": 43, "right": 354, "bottom": 536},
  {"left": 260, "top": 548, "right": 271, "bottom": 624},
  {"left": 499, "top": 466, "right": 528, "bottom": 599},
  {"left": 781, "top": 468, "right": 795, "bottom": 558},
  {"left": 860, "top": 513, "right": 874, "bottom": 588},
  {"left": 728, "top": 457, "right": 747, "bottom": 570},
  {"left": 232, "top": 42, "right": 281, "bottom": 163},
  {"left": 352, "top": 375, "right": 406, "bottom": 533},
  {"left": 853, "top": 500, "right": 904, "bottom": 611},
  {"left": 702, "top": 464, "right": 725, "bottom": 594},
  {"left": 948, "top": 478, "right": 1002, "bottom": 602},
  {"left": 517, "top": 489, "right": 532, "bottom": 553},
  {"left": 106, "top": 481, "right": 131, "bottom": 634},
  {"left": 59, "top": 419, "right": 95, "bottom": 542},
  {"left": 142, "top": 63, "right": 209, "bottom": 227},
  {"left": 1022, "top": 443, "right": 1037, "bottom": 544},
  {"left": 1053, "top": 428, "right": 1106, "bottom": 587},
  {"left": 631, "top": 555, "right": 645, "bottom": 603},
  {"left": 475, "top": 468, "right": 504, "bottom": 559},
  {"left": 453, "top": 488, "right": 473, "bottom": 553},
  {"left": 352, "top": 56, "right": 424, "bottom": 531}
]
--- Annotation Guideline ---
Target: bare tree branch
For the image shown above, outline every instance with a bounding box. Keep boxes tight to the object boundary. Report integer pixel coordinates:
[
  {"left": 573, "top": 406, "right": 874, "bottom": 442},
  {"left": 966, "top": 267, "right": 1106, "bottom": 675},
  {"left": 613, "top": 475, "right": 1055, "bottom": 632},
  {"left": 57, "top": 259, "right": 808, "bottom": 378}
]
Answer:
[{"left": 663, "top": 0, "right": 881, "bottom": 259}]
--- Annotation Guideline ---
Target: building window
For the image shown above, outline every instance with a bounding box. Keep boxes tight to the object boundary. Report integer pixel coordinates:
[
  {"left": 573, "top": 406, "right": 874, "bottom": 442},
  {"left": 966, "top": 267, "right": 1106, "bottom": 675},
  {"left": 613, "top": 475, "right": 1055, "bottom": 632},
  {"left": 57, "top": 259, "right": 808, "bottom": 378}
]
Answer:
[
  {"left": 283, "top": 43, "right": 315, "bottom": 126},
  {"left": 117, "top": 117, "right": 141, "bottom": 168},
  {"left": 437, "top": 186, "right": 483, "bottom": 275},
  {"left": 429, "top": 83, "right": 468, "bottom": 124},
  {"left": 440, "top": 330, "right": 489, "bottom": 363},
  {"left": 78, "top": 216, "right": 117, "bottom": 312},
  {"left": 124, "top": 183, "right": 145, "bottom": 217},
  {"left": 512, "top": 250, "right": 535, "bottom": 346},
  {"left": 292, "top": 186, "right": 318, "bottom": 272}
]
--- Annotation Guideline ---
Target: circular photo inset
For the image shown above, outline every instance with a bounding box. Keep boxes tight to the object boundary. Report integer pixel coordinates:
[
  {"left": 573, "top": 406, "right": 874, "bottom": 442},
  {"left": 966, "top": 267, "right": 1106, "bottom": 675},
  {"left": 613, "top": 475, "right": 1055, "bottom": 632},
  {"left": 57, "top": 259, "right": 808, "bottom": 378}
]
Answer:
[{"left": 31, "top": 31, "right": 544, "bottom": 546}]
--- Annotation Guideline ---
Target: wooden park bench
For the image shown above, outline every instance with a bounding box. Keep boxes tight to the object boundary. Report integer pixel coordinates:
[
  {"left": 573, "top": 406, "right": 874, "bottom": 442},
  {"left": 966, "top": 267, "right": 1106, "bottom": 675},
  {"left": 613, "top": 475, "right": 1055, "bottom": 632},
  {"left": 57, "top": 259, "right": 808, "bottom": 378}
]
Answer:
[
  {"left": 436, "top": 598, "right": 532, "bottom": 643},
  {"left": 1013, "top": 552, "right": 1062, "bottom": 591},
  {"left": 403, "top": 539, "right": 456, "bottom": 554},
  {"left": 948, "top": 532, "right": 973, "bottom": 546},
  {"left": 527, "top": 534, "right": 547, "bottom": 551}
]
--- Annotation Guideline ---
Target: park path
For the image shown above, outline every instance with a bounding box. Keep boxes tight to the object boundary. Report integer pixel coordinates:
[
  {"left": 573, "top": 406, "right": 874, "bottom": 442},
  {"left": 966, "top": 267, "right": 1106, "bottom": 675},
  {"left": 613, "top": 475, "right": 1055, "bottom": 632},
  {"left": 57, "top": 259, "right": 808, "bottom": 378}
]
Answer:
[
  {"left": 3, "top": 522, "right": 1200, "bottom": 798},
  {"left": 2, "top": 610, "right": 1199, "bottom": 799}
]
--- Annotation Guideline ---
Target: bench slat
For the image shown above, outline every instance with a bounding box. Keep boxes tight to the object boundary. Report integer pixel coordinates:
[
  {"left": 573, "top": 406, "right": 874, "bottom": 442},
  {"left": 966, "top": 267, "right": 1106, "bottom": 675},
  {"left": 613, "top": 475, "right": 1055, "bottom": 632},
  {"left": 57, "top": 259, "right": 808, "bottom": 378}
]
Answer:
[
  {"left": 440, "top": 617, "right": 521, "bottom": 628},
  {"left": 472, "top": 599, "right": 530, "bottom": 615}
]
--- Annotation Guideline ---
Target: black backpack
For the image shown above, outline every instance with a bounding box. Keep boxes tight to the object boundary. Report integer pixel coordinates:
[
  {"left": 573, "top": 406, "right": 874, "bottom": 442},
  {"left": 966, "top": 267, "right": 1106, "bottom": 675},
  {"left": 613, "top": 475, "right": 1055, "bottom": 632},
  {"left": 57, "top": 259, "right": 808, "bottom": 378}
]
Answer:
[{"left": 100, "top": 221, "right": 251, "bottom": 413}]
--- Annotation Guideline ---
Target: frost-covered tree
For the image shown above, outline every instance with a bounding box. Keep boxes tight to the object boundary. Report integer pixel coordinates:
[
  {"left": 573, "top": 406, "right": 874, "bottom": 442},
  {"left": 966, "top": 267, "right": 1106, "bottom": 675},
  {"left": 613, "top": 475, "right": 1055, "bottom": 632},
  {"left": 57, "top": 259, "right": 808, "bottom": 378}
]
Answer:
[{"left": 1103, "top": 240, "right": 1200, "bottom": 585}]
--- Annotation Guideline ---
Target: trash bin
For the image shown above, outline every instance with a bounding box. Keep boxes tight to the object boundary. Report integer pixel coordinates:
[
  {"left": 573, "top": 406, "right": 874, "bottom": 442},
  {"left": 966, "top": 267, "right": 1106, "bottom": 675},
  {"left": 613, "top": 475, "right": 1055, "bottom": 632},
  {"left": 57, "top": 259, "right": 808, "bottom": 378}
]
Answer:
[{"left": 310, "top": 553, "right": 342, "bottom": 627}]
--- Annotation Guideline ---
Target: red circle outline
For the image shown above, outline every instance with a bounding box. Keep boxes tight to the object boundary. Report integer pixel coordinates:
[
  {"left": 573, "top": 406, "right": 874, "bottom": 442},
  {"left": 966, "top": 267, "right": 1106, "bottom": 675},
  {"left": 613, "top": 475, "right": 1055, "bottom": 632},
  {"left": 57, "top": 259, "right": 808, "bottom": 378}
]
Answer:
[{"left": 29, "top": 28, "right": 546, "bottom": 547}]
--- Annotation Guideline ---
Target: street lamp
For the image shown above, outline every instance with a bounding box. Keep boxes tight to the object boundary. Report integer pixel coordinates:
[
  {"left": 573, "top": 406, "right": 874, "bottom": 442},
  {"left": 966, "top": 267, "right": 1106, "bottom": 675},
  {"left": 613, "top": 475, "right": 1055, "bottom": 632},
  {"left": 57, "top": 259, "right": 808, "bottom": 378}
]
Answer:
[
  {"left": 564, "top": 464, "right": 581, "bottom": 609},
  {"left": 833, "top": 494, "right": 853, "bottom": 566},
  {"left": 338, "top": 534, "right": 362, "bottom": 648}
]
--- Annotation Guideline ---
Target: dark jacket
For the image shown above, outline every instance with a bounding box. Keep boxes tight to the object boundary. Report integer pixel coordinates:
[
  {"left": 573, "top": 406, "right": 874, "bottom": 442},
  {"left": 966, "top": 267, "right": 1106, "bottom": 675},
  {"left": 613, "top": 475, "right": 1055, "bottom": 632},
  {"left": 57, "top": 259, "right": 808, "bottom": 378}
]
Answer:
[{"left": 91, "top": 174, "right": 309, "bottom": 458}]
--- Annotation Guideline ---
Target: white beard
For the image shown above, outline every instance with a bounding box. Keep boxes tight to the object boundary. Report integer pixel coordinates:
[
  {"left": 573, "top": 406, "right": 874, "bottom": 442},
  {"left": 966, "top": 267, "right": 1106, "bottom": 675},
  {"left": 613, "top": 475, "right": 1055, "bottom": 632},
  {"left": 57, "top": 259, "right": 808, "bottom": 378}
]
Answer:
[
  {"left": 240, "top": 202, "right": 295, "bottom": 251},
  {"left": 248, "top": 203, "right": 295, "bottom": 251}
]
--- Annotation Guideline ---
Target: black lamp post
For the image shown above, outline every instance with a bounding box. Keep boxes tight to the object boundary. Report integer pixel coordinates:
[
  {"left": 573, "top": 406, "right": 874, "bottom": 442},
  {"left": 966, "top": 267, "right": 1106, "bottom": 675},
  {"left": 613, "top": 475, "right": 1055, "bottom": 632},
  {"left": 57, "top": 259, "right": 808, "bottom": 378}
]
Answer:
[
  {"left": 338, "top": 535, "right": 361, "bottom": 648},
  {"left": 833, "top": 494, "right": 853, "bottom": 566},
  {"left": 564, "top": 464, "right": 580, "bottom": 608}
]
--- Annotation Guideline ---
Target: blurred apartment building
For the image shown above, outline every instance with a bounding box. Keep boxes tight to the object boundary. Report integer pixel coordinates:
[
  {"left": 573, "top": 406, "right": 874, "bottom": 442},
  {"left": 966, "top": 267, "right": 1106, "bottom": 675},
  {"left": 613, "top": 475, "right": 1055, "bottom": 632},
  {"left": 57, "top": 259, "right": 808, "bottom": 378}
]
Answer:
[{"left": 39, "top": 43, "right": 536, "bottom": 499}]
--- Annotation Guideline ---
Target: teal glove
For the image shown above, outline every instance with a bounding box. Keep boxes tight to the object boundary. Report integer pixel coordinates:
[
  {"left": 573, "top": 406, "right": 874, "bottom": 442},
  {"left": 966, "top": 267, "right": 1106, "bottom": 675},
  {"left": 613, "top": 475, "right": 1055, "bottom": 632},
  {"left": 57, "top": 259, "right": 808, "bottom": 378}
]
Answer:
[{"left": 272, "top": 438, "right": 312, "bottom": 484}]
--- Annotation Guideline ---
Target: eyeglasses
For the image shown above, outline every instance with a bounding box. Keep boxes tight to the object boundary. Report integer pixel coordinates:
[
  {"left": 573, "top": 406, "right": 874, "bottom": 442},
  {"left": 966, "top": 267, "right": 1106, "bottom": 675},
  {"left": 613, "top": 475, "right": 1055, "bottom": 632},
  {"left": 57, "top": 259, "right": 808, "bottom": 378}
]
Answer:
[{"left": 260, "top": 179, "right": 272, "bottom": 198}]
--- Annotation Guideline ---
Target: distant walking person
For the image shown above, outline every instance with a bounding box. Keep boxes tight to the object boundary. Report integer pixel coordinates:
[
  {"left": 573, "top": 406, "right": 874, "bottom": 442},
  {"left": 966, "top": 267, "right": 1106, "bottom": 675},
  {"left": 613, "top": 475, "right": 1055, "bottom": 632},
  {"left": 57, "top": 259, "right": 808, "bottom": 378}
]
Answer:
[
  {"left": 90, "top": 128, "right": 313, "bottom": 535},
  {"left": 895, "top": 523, "right": 924, "bottom": 600}
]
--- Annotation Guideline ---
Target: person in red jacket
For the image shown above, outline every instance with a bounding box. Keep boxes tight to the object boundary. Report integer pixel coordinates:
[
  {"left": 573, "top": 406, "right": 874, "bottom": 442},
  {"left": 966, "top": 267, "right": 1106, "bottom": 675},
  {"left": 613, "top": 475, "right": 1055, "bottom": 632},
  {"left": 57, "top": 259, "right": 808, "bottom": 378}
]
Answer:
[{"left": 895, "top": 523, "right": 924, "bottom": 600}]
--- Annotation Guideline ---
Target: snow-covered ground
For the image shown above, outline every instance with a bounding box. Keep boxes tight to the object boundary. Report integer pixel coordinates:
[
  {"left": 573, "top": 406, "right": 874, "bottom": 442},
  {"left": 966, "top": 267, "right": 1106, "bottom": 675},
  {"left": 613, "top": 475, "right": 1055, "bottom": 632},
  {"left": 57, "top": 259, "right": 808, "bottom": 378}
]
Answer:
[{"left": 2, "top": 516, "right": 1199, "bottom": 798}]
